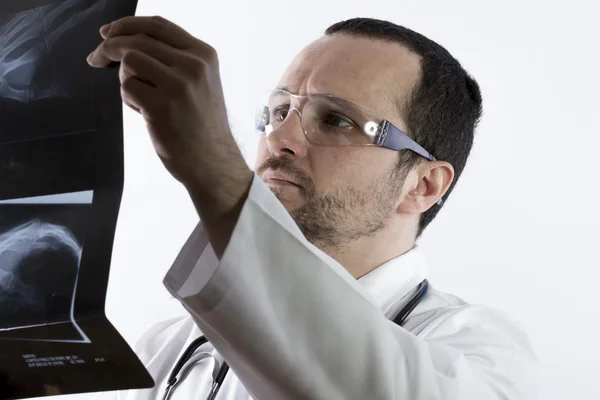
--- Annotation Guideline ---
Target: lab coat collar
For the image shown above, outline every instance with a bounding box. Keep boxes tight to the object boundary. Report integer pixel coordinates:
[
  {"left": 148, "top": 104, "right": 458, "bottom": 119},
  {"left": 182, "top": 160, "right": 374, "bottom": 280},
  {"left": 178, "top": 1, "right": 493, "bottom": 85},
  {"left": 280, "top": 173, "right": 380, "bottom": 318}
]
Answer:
[{"left": 357, "top": 246, "right": 429, "bottom": 319}]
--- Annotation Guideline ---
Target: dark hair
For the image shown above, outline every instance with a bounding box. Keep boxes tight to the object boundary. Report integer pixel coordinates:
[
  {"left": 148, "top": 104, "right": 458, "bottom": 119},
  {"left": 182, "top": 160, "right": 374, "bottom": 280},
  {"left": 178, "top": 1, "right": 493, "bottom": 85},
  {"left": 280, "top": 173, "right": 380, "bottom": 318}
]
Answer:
[{"left": 325, "top": 18, "right": 483, "bottom": 237}]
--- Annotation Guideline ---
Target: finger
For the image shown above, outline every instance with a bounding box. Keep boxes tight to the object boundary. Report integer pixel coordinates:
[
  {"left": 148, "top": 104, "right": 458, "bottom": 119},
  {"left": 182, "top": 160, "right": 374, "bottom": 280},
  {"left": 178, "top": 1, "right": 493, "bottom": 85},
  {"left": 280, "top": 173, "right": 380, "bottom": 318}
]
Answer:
[
  {"left": 88, "top": 33, "right": 181, "bottom": 68},
  {"left": 101, "top": 16, "right": 195, "bottom": 50},
  {"left": 119, "top": 49, "right": 173, "bottom": 89},
  {"left": 120, "top": 75, "right": 157, "bottom": 116},
  {"left": 124, "top": 98, "right": 141, "bottom": 114}
]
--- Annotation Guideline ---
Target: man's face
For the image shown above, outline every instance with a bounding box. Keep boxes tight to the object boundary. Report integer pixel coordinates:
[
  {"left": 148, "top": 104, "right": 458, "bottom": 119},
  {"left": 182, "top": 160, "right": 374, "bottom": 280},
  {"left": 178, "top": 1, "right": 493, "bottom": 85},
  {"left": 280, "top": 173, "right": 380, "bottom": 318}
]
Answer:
[{"left": 255, "top": 34, "right": 422, "bottom": 252}]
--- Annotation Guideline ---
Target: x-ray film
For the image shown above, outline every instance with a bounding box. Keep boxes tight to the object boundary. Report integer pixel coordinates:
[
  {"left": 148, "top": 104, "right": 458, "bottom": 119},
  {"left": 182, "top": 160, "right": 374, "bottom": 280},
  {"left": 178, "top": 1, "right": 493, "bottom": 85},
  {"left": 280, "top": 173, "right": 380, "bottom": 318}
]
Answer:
[{"left": 0, "top": 0, "right": 153, "bottom": 398}]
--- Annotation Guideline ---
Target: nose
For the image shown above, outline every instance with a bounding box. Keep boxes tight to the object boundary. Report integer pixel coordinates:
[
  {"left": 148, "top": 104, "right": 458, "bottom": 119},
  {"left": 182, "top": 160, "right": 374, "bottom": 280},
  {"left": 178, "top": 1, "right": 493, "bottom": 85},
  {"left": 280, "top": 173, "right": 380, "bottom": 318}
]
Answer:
[{"left": 265, "top": 108, "right": 309, "bottom": 159}]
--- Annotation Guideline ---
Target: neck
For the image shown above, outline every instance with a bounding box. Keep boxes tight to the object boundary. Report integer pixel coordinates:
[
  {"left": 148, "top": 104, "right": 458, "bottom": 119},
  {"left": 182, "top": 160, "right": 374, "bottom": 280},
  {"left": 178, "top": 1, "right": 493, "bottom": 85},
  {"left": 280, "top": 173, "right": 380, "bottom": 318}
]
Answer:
[{"left": 321, "top": 218, "right": 417, "bottom": 279}]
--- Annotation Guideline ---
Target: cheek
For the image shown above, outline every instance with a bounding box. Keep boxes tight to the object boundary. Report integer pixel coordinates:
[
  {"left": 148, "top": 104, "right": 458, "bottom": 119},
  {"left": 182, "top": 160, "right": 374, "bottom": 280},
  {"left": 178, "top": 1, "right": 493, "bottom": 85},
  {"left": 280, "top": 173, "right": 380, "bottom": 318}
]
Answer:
[
  {"left": 311, "top": 149, "right": 396, "bottom": 192},
  {"left": 309, "top": 150, "right": 369, "bottom": 191}
]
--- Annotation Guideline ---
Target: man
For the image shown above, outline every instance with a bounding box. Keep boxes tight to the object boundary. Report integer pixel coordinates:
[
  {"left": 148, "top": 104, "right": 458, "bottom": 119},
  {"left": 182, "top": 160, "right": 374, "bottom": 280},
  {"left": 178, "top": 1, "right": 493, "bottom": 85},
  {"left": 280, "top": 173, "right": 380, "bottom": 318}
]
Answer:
[{"left": 88, "top": 15, "right": 537, "bottom": 399}]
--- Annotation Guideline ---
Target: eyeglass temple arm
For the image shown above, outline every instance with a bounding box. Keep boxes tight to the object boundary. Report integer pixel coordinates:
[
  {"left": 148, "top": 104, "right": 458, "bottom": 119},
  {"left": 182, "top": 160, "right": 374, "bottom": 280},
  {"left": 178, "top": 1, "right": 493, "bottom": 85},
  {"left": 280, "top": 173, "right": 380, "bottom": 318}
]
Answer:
[{"left": 378, "top": 121, "right": 444, "bottom": 206}]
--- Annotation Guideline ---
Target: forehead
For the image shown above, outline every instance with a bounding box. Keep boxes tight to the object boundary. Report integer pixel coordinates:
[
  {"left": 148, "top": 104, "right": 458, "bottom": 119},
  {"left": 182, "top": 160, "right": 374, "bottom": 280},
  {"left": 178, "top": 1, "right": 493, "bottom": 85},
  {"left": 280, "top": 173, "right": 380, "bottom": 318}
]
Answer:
[{"left": 278, "top": 34, "right": 422, "bottom": 124}]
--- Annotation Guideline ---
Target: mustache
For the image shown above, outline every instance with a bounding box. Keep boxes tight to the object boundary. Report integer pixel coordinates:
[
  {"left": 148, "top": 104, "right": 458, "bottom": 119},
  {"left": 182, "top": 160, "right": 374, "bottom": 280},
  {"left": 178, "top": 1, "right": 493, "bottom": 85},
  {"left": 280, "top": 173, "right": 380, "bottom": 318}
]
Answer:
[{"left": 256, "top": 155, "right": 314, "bottom": 191}]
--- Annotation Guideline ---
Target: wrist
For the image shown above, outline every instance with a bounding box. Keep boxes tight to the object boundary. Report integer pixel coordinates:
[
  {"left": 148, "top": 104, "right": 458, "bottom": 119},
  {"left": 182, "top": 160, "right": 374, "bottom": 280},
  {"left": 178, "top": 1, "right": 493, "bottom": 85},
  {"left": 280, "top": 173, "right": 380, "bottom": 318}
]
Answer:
[
  {"left": 185, "top": 163, "right": 254, "bottom": 221},
  {"left": 185, "top": 165, "right": 254, "bottom": 259}
]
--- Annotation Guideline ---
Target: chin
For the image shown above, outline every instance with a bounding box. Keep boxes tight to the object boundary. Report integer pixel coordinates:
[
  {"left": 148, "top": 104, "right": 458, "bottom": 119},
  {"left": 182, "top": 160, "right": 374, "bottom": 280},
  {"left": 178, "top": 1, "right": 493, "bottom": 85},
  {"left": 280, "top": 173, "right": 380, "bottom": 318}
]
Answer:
[{"left": 268, "top": 188, "right": 303, "bottom": 211}]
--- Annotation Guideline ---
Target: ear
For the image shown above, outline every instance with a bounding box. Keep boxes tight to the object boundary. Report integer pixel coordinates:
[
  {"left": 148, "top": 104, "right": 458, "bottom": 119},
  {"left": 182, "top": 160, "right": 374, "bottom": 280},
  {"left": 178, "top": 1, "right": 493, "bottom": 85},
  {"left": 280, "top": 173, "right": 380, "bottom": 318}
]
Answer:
[{"left": 397, "top": 161, "right": 454, "bottom": 215}]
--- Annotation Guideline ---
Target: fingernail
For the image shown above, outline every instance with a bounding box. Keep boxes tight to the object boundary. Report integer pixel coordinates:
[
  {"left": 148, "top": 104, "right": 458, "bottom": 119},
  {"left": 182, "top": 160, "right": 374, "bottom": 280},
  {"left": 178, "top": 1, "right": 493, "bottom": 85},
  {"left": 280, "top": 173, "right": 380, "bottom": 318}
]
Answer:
[
  {"left": 86, "top": 51, "right": 94, "bottom": 64},
  {"left": 100, "top": 23, "right": 112, "bottom": 36}
]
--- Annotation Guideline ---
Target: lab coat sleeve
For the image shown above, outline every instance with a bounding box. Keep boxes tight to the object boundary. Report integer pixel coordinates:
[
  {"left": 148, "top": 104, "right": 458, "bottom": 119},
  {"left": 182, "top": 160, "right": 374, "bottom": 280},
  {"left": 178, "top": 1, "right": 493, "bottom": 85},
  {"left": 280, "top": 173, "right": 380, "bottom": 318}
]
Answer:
[{"left": 163, "top": 173, "right": 537, "bottom": 400}]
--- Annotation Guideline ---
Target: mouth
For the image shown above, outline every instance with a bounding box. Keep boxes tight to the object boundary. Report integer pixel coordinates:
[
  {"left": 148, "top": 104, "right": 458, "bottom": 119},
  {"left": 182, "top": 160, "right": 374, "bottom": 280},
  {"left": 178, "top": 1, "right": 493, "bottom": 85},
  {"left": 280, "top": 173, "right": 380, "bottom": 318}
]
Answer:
[
  {"left": 262, "top": 170, "right": 302, "bottom": 189},
  {"left": 264, "top": 178, "right": 300, "bottom": 188}
]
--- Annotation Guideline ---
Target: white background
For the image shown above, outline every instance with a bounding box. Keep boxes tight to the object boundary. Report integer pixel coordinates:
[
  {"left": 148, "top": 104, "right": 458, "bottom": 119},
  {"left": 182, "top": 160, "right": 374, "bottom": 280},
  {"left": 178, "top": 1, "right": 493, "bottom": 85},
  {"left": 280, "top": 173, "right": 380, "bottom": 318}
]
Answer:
[{"left": 55, "top": 0, "right": 600, "bottom": 399}]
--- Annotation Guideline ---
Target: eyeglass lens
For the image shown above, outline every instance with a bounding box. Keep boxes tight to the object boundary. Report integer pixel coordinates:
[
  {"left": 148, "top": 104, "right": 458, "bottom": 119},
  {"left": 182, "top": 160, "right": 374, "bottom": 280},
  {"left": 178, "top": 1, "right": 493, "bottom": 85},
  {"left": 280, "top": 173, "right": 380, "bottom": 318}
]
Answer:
[{"left": 255, "top": 91, "right": 382, "bottom": 147}]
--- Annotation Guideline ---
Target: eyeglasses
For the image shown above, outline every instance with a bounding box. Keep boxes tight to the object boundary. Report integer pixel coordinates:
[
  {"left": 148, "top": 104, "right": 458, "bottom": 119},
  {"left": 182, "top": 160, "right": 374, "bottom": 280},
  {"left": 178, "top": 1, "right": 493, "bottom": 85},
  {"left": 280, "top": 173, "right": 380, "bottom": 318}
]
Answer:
[
  {"left": 254, "top": 88, "right": 443, "bottom": 205},
  {"left": 255, "top": 88, "right": 438, "bottom": 160}
]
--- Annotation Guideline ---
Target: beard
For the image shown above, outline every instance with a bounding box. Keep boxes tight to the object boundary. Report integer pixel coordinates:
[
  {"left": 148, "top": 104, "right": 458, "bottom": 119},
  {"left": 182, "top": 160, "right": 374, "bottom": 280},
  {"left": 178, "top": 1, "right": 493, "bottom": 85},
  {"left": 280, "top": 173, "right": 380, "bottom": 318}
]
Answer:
[{"left": 257, "top": 155, "right": 406, "bottom": 253}]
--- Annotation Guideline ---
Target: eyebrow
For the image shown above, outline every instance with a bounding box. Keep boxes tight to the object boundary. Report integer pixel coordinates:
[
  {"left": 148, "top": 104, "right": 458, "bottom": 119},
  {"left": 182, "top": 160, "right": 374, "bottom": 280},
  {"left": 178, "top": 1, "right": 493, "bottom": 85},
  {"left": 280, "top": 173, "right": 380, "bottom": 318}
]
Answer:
[
  {"left": 275, "top": 86, "right": 374, "bottom": 116},
  {"left": 276, "top": 85, "right": 340, "bottom": 99}
]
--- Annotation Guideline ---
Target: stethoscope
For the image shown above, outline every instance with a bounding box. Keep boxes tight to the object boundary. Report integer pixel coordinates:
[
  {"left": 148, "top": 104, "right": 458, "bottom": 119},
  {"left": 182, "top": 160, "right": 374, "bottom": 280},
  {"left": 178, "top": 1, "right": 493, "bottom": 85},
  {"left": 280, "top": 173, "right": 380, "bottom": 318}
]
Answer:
[{"left": 162, "top": 279, "right": 430, "bottom": 400}]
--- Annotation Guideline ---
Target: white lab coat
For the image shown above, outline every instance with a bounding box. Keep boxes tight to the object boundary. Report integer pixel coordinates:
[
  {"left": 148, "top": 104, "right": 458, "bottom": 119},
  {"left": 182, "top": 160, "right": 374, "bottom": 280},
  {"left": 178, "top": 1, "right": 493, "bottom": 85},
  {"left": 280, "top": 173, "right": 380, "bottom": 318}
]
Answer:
[{"left": 95, "top": 173, "right": 538, "bottom": 400}]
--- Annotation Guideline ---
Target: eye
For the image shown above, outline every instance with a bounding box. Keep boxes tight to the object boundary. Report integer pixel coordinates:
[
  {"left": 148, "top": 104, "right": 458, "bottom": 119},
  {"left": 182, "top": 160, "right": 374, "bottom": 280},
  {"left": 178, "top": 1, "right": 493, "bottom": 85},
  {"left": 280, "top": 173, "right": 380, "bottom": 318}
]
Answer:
[
  {"left": 271, "top": 106, "right": 290, "bottom": 122},
  {"left": 320, "top": 113, "right": 353, "bottom": 128}
]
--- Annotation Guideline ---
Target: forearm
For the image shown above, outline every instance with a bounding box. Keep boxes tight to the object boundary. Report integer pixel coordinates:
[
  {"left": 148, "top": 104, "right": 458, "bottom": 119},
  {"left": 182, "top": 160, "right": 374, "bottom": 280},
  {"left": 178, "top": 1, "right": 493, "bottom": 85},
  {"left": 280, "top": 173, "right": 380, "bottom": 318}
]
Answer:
[{"left": 184, "top": 135, "right": 254, "bottom": 260}]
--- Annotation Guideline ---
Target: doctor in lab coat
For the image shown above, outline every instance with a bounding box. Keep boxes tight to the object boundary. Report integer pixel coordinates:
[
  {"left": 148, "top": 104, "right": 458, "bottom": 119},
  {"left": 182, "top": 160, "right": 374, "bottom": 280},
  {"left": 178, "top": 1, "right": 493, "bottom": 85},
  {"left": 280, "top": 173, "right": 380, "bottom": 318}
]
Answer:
[{"left": 87, "top": 15, "right": 538, "bottom": 400}]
